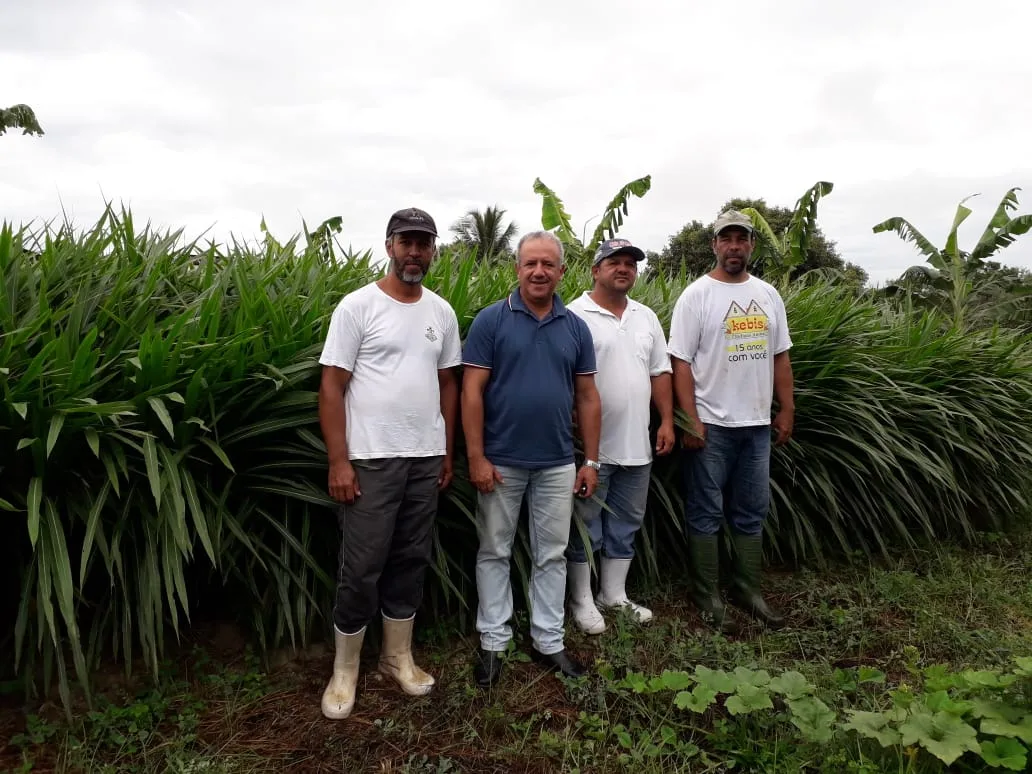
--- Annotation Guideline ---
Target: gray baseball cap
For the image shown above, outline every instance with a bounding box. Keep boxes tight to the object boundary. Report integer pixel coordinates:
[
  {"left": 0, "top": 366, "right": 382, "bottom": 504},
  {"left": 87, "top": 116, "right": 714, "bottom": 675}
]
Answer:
[
  {"left": 712, "top": 210, "right": 755, "bottom": 236},
  {"left": 593, "top": 238, "right": 646, "bottom": 266}
]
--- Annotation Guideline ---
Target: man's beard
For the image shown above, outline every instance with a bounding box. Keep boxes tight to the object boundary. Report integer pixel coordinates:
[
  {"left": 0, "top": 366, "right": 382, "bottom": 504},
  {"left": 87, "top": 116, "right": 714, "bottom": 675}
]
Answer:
[
  {"left": 723, "top": 257, "right": 745, "bottom": 275},
  {"left": 395, "top": 260, "right": 425, "bottom": 284}
]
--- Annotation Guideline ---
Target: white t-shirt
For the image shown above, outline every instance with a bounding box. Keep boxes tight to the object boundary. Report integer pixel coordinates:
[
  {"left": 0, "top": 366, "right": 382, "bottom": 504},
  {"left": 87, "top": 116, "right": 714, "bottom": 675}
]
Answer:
[
  {"left": 568, "top": 292, "right": 672, "bottom": 466},
  {"left": 319, "top": 282, "right": 462, "bottom": 459},
  {"left": 667, "top": 275, "right": 791, "bottom": 428}
]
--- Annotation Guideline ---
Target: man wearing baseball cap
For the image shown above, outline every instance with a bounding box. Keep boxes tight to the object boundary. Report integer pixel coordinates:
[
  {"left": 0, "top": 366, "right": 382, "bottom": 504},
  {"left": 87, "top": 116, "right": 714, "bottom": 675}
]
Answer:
[
  {"left": 317, "top": 207, "right": 462, "bottom": 719},
  {"left": 667, "top": 210, "right": 795, "bottom": 633},
  {"left": 564, "top": 238, "right": 675, "bottom": 635}
]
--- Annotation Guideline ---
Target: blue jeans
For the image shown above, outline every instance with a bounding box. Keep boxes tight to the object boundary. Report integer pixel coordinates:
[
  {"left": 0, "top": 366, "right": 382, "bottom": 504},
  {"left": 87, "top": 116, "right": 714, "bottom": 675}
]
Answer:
[
  {"left": 475, "top": 464, "right": 576, "bottom": 655},
  {"left": 682, "top": 424, "right": 770, "bottom": 537},
  {"left": 566, "top": 463, "right": 652, "bottom": 562}
]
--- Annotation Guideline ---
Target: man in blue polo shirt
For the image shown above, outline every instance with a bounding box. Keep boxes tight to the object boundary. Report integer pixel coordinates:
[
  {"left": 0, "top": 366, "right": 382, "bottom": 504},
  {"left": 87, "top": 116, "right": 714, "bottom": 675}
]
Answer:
[{"left": 462, "top": 230, "right": 603, "bottom": 689}]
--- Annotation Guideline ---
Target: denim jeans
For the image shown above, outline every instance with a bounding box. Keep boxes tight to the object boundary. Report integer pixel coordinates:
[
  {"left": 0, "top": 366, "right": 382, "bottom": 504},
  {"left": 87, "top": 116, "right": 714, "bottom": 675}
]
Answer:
[
  {"left": 566, "top": 462, "right": 652, "bottom": 562},
  {"left": 682, "top": 424, "right": 770, "bottom": 537},
  {"left": 475, "top": 463, "right": 576, "bottom": 655}
]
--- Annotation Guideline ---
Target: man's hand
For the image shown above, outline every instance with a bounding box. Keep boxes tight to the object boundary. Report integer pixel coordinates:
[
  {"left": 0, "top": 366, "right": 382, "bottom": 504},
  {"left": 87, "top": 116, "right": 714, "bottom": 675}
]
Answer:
[
  {"left": 681, "top": 416, "right": 707, "bottom": 450},
  {"left": 438, "top": 456, "right": 453, "bottom": 490},
  {"left": 469, "top": 454, "right": 503, "bottom": 493},
  {"left": 574, "top": 465, "right": 599, "bottom": 499},
  {"left": 655, "top": 420, "right": 675, "bottom": 456},
  {"left": 772, "top": 409, "right": 794, "bottom": 447},
  {"left": 329, "top": 460, "right": 360, "bottom": 503}
]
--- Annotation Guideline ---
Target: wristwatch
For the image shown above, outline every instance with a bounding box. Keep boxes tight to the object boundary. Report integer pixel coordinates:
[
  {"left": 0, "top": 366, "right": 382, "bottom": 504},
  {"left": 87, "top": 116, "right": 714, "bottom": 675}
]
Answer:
[{"left": 584, "top": 459, "right": 601, "bottom": 471}]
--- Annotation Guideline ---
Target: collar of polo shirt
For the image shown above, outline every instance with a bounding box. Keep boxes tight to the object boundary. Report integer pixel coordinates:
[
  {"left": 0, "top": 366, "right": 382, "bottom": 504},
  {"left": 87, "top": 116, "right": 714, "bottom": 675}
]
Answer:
[{"left": 507, "top": 288, "right": 568, "bottom": 319}]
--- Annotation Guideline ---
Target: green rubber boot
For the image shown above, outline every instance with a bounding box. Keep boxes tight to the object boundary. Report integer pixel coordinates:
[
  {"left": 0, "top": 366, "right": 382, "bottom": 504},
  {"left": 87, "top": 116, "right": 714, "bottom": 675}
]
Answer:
[
  {"left": 687, "top": 534, "right": 739, "bottom": 635},
  {"left": 728, "top": 533, "right": 786, "bottom": 629}
]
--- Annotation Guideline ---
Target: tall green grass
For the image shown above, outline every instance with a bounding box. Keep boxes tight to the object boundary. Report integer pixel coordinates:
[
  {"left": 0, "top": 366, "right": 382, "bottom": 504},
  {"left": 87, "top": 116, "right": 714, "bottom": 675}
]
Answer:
[{"left": 2, "top": 209, "right": 1031, "bottom": 711}]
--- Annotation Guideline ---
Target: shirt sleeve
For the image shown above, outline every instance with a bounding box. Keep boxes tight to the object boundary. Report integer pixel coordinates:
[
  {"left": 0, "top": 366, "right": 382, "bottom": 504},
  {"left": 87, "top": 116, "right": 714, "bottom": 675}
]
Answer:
[
  {"left": 461, "top": 305, "right": 495, "bottom": 368},
  {"left": 771, "top": 291, "right": 792, "bottom": 355},
  {"left": 439, "top": 306, "right": 463, "bottom": 369},
  {"left": 319, "top": 299, "right": 362, "bottom": 370},
  {"left": 648, "top": 311, "right": 673, "bottom": 376},
  {"left": 574, "top": 316, "right": 597, "bottom": 375},
  {"left": 666, "top": 289, "right": 700, "bottom": 363}
]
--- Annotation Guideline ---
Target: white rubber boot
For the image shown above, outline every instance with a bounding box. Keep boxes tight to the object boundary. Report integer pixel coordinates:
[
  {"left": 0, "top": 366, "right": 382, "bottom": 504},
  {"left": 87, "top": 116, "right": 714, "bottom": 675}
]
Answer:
[
  {"left": 378, "top": 614, "right": 434, "bottom": 696},
  {"left": 597, "top": 557, "right": 653, "bottom": 623},
  {"left": 321, "top": 625, "right": 365, "bottom": 719},
  {"left": 567, "top": 561, "right": 606, "bottom": 635}
]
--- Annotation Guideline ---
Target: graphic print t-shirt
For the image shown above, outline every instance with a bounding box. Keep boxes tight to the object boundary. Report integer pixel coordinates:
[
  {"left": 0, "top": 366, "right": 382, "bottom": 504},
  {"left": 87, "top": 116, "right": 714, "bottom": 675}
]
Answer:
[
  {"left": 319, "top": 283, "right": 462, "bottom": 458},
  {"left": 667, "top": 275, "right": 791, "bottom": 428}
]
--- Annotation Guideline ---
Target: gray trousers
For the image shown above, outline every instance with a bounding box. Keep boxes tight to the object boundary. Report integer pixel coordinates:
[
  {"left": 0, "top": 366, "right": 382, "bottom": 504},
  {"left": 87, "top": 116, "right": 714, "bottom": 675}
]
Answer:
[{"left": 333, "top": 455, "right": 443, "bottom": 634}]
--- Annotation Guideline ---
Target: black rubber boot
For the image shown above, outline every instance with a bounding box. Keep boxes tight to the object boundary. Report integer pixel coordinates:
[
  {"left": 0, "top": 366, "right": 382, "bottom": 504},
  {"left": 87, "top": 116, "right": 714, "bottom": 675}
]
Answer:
[
  {"left": 728, "top": 533, "right": 786, "bottom": 629},
  {"left": 688, "top": 534, "right": 739, "bottom": 635}
]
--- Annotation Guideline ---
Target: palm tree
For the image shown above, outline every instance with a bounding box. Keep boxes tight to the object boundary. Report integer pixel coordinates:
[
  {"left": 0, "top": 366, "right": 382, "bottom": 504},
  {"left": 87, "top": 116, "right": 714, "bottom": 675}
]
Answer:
[{"left": 450, "top": 206, "right": 518, "bottom": 262}]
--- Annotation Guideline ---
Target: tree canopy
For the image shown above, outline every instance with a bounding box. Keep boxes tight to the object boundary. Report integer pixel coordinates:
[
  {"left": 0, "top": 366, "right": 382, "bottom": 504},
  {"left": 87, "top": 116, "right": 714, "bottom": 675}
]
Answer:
[{"left": 650, "top": 196, "right": 868, "bottom": 287}]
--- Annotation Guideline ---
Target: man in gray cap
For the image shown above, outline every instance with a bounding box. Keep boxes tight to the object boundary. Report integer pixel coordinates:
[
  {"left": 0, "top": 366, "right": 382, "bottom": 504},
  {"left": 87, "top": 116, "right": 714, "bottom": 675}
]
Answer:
[
  {"left": 564, "top": 238, "right": 675, "bottom": 635},
  {"left": 317, "top": 207, "right": 462, "bottom": 719},
  {"left": 667, "top": 210, "right": 795, "bottom": 633}
]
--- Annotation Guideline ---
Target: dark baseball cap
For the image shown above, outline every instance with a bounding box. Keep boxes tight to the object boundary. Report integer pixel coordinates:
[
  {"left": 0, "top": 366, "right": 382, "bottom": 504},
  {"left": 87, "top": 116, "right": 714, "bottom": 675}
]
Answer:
[
  {"left": 593, "top": 238, "right": 646, "bottom": 266},
  {"left": 386, "top": 207, "right": 438, "bottom": 238}
]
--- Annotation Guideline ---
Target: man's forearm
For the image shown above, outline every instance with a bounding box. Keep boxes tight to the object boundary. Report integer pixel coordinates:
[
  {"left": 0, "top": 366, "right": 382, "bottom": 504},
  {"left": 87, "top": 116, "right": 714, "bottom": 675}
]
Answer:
[
  {"left": 672, "top": 359, "right": 700, "bottom": 420},
  {"left": 773, "top": 352, "right": 795, "bottom": 412},
  {"left": 651, "top": 373, "right": 675, "bottom": 425},
  {"left": 319, "top": 380, "right": 349, "bottom": 464},
  {"left": 575, "top": 389, "right": 602, "bottom": 461},
  {"left": 461, "top": 385, "right": 487, "bottom": 460},
  {"left": 439, "top": 370, "right": 459, "bottom": 458}
]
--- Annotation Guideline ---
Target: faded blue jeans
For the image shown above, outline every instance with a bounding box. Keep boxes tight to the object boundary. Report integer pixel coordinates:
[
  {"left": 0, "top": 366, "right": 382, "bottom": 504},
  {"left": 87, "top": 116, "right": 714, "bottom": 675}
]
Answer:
[
  {"left": 682, "top": 424, "right": 770, "bottom": 536},
  {"left": 566, "top": 462, "right": 652, "bottom": 562},
  {"left": 475, "top": 463, "right": 576, "bottom": 656}
]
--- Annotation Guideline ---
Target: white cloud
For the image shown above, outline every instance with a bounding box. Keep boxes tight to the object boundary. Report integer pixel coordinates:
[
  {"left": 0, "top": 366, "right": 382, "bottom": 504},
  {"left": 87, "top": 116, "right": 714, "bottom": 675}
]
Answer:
[{"left": 3, "top": 0, "right": 1031, "bottom": 286}]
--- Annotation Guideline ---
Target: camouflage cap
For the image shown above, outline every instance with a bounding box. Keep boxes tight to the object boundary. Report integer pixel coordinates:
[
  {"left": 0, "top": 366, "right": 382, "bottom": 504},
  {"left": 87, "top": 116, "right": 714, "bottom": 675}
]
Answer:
[{"left": 712, "top": 209, "right": 755, "bottom": 236}]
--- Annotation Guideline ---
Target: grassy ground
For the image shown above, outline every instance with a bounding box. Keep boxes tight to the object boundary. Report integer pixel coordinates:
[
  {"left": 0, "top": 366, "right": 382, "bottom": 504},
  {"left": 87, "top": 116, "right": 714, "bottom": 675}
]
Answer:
[{"left": 3, "top": 531, "right": 1032, "bottom": 773}]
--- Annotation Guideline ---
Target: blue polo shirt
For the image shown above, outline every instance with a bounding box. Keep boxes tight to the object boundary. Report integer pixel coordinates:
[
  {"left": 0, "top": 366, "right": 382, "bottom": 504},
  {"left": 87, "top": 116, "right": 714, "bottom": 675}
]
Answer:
[{"left": 462, "top": 290, "right": 597, "bottom": 469}]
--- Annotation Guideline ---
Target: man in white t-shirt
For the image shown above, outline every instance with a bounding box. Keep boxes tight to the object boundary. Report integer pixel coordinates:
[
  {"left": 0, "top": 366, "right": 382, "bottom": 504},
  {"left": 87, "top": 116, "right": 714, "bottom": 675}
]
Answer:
[
  {"left": 667, "top": 210, "right": 795, "bottom": 633},
  {"left": 316, "top": 207, "right": 461, "bottom": 720},
  {"left": 565, "top": 238, "right": 675, "bottom": 635}
]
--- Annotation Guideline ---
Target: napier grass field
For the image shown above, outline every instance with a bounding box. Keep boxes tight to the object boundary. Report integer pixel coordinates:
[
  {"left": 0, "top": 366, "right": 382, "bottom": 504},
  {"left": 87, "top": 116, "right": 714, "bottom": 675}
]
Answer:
[{"left": 3, "top": 193, "right": 1032, "bottom": 772}]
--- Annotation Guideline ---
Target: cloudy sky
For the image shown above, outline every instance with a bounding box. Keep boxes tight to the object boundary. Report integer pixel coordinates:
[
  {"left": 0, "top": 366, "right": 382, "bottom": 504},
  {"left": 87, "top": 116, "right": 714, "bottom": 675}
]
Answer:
[{"left": 3, "top": 0, "right": 1031, "bottom": 285}]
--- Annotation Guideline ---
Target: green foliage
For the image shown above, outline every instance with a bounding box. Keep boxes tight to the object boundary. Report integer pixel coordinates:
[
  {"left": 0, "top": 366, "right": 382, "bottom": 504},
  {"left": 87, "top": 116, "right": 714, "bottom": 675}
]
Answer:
[
  {"left": 740, "top": 181, "right": 835, "bottom": 284},
  {"left": 0, "top": 206, "right": 372, "bottom": 714},
  {"left": 448, "top": 205, "right": 518, "bottom": 262},
  {"left": 532, "top": 175, "right": 651, "bottom": 263},
  {"left": 649, "top": 185, "right": 868, "bottom": 288},
  {"left": 4, "top": 191, "right": 1032, "bottom": 722},
  {"left": 614, "top": 657, "right": 1032, "bottom": 770},
  {"left": 0, "top": 104, "right": 44, "bottom": 137},
  {"left": 10, "top": 535, "right": 1032, "bottom": 772},
  {"left": 301, "top": 214, "right": 343, "bottom": 261},
  {"left": 875, "top": 187, "right": 1032, "bottom": 328}
]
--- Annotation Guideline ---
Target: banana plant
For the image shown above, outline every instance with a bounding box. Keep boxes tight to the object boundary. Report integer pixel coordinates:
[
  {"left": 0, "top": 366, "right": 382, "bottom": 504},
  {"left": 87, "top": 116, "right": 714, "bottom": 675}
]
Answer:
[
  {"left": 302, "top": 215, "right": 344, "bottom": 262},
  {"left": 532, "top": 175, "right": 652, "bottom": 263},
  {"left": 740, "top": 181, "right": 834, "bottom": 284},
  {"left": 1, "top": 104, "right": 44, "bottom": 137},
  {"left": 873, "top": 187, "right": 1032, "bottom": 328}
]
